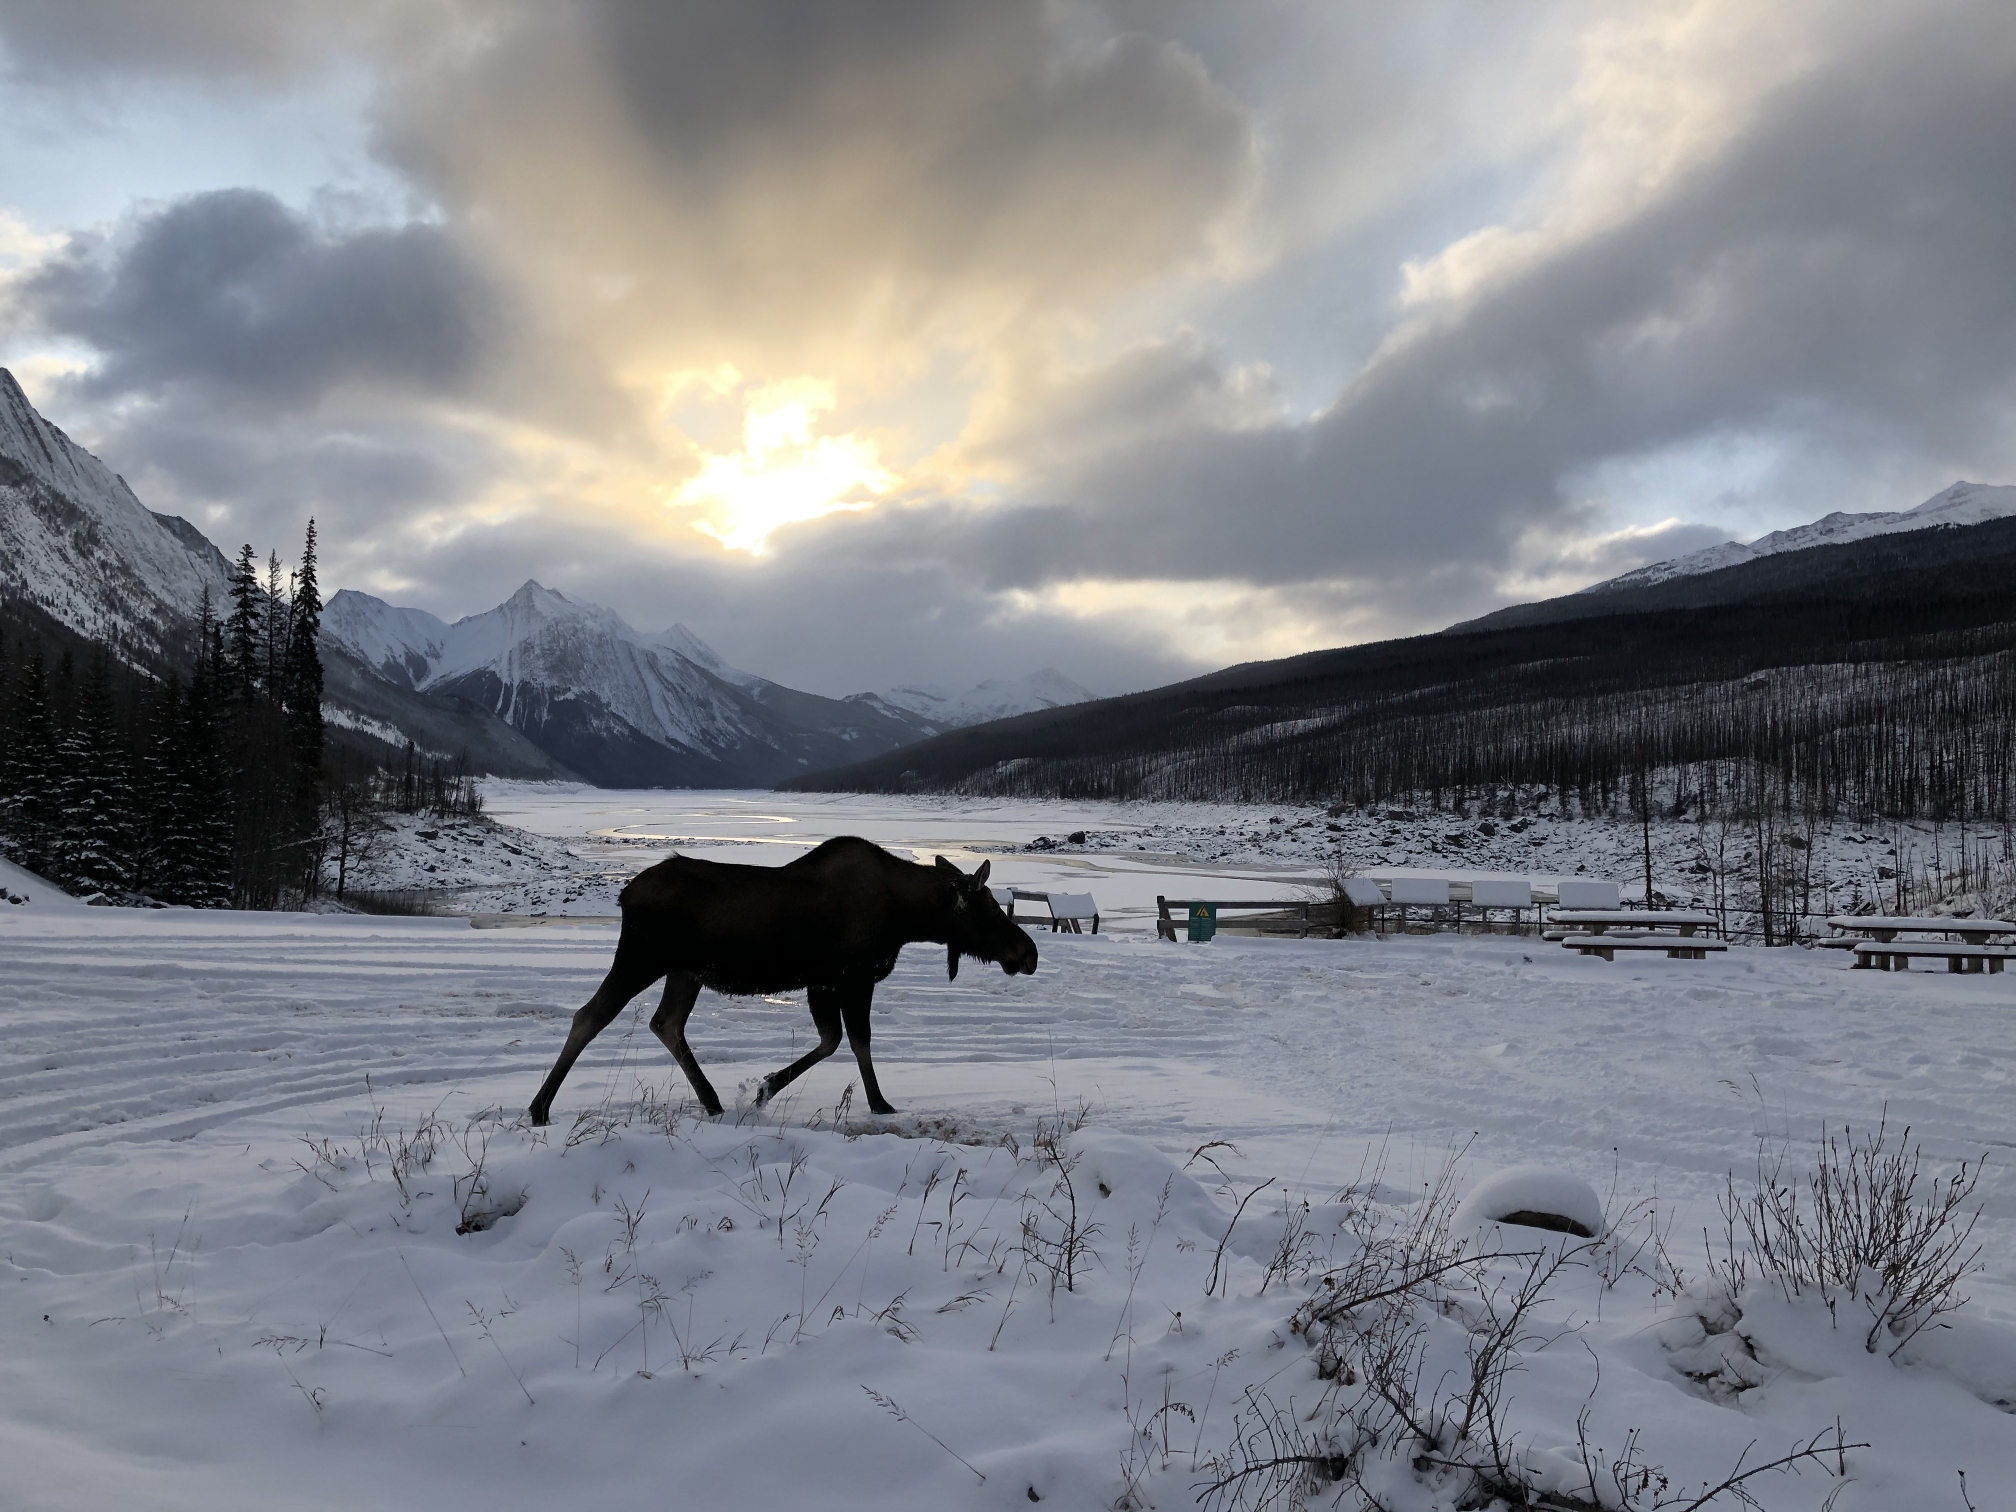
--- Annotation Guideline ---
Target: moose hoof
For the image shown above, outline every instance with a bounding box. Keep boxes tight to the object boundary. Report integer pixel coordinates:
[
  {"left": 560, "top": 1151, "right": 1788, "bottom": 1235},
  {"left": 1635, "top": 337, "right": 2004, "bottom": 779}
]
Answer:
[
  {"left": 869, "top": 1101, "right": 898, "bottom": 1116},
  {"left": 528, "top": 1106, "right": 550, "bottom": 1127}
]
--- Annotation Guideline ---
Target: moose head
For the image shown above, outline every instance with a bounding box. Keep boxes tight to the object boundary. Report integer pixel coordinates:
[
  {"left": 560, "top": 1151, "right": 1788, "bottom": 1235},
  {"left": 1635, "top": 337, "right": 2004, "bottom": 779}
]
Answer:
[{"left": 935, "top": 856, "right": 1040, "bottom": 980}]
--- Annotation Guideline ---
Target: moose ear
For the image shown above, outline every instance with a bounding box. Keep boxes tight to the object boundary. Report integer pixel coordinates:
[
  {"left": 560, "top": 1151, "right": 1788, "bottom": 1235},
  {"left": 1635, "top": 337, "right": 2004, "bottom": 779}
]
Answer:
[
  {"left": 934, "top": 856, "right": 960, "bottom": 877},
  {"left": 972, "top": 860, "right": 991, "bottom": 885}
]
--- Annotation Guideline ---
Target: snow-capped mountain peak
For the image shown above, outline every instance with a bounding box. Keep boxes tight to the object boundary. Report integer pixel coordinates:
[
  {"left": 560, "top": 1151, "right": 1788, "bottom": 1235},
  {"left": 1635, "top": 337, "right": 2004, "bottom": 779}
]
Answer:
[
  {"left": 0, "top": 367, "right": 230, "bottom": 663},
  {"left": 321, "top": 581, "right": 930, "bottom": 786},
  {"left": 1584, "top": 480, "right": 2016, "bottom": 595},
  {"left": 651, "top": 621, "right": 760, "bottom": 688},
  {"left": 327, "top": 581, "right": 754, "bottom": 697},
  {"left": 854, "top": 668, "right": 1098, "bottom": 732}
]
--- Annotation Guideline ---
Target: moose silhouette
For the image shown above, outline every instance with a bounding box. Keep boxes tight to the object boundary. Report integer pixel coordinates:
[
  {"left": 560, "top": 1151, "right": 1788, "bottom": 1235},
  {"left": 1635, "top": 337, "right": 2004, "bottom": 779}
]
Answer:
[{"left": 529, "top": 838, "right": 1038, "bottom": 1124}]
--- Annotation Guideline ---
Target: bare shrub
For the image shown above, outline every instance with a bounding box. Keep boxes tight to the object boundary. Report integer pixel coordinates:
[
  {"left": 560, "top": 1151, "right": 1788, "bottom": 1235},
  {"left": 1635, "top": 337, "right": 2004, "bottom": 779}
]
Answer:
[
  {"left": 1201, "top": 1155, "right": 1863, "bottom": 1512},
  {"left": 1299, "top": 850, "right": 1364, "bottom": 937},
  {"left": 1710, "top": 1117, "right": 1985, "bottom": 1353},
  {"left": 1021, "top": 1128, "right": 1102, "bottom": 1311}
]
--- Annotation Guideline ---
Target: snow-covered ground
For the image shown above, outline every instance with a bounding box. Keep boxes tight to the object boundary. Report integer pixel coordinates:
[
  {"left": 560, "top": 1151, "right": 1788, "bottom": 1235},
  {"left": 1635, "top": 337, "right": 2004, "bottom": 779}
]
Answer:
[{"left": 6, "top": 794, "right": 2015, "bottom": 1509}]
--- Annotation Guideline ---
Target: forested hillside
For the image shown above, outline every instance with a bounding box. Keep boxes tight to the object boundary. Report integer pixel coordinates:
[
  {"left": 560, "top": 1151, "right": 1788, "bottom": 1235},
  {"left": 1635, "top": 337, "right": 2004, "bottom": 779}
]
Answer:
[{"left": 788, "top": 517, "right": 2016, "bottom": 830}]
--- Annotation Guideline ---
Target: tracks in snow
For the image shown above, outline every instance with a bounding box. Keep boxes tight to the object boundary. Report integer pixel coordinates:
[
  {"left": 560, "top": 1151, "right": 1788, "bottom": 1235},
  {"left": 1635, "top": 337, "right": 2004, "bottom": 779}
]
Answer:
[{"left": 0, "top": 915, "right": 1230, "bottom": 1172}]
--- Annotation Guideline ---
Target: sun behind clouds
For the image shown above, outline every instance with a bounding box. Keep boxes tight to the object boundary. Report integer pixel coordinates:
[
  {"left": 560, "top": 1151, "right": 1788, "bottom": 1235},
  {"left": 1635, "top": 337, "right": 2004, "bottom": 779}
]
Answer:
[{"left": 674, "top": 378, "right": 897, "bottom": 553}]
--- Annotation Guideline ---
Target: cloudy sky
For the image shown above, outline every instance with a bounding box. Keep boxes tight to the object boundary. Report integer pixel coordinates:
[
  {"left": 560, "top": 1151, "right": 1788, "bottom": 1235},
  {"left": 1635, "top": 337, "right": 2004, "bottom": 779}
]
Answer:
[{"left": 2, "top": 1, "right": 2013, "bottom": 697}]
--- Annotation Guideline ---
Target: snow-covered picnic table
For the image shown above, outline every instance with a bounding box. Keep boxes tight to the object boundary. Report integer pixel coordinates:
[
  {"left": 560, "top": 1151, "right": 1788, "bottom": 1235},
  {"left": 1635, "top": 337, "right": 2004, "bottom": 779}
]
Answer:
[
  {"left": 1549, "top": 908, "right": 1721, "bottom": 937},
  {"left": 992, "top": 885, "right": 1101, "bottom": 933},
  {"left": 1852, "top": 939, "right": 2013, "bottom": 973},
  {"left": 1825, "top": 914, "right": 2016, "bottom": 944},
  {"left": 1560, "top": 931, "right": 1728, "bottom": 962}
]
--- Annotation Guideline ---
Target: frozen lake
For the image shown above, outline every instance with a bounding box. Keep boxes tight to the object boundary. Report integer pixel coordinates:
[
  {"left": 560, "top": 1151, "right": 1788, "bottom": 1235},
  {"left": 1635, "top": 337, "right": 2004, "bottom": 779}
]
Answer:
[{"left": 478, "top": 784, "right": 1336, "bottom": 924}]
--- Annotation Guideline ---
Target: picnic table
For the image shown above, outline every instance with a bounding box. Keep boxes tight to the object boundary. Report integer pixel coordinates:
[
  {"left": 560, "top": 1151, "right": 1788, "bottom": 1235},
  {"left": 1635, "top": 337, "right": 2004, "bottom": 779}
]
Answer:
[
  {"left": 1852, "top": 940, "right": 2012, "bottom": 974},
  {"left": 1827, "top": 914, "right": 2015, "bottom": 972},
  {"left": 1825, "top": 915, "right": 2015, "bottom": 944},
  {"left": 1551, "top": 909, "right": 1721, "bottom": 937},
  {"left": 991, "top": 887, "right": 1101, "bottom": 934},
  {"left": 1562, "top": 932, "right": 1728, "bottom": 962}
]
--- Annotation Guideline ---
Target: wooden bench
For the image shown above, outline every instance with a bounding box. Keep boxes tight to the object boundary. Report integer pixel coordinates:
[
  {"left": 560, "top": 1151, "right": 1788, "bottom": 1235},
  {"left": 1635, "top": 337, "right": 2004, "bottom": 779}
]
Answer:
[
  {"left": 1562, "top": 932, "right": 1729, "bottom": 962},
  {"left": 1157, "top": 897, "right": 1315, "bottom": 941},
  {"left": 1852, "top": 940, "right": 2013, "bottom": 973}
]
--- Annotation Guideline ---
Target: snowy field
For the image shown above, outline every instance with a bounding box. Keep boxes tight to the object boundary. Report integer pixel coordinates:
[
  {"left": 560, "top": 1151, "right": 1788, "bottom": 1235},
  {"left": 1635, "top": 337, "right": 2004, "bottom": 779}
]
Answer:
[{"left": 4, "top": 795, "right": 2016, "bottom": 1509}]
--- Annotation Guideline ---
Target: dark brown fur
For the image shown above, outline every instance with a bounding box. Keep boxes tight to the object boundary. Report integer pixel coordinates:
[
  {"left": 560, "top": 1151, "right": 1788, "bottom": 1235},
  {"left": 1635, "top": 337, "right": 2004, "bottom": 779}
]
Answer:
[{"left": 528, "top": 837, "right": 1037, "bottom": 1123}]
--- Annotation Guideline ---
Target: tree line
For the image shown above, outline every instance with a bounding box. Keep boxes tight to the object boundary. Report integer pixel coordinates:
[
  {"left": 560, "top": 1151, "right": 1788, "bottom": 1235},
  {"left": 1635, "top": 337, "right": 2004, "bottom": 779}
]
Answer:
[
  {"left": 0, "top": 521, "right": 342, "bottom": 907},
  {"left": 923, "top": 638, "right": 2016, "bottom": 835}
]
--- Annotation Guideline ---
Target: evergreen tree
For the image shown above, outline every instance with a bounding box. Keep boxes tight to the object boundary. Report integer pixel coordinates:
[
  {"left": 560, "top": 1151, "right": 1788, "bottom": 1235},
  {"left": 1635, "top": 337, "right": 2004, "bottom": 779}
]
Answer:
[
  {"left": 227, "top": 544, "right": 263, "bottom": 700},
  {"left": 171, "top": 667, "right": 234, "bottom": 907},
  {"left": 264, "top": 549, "right": 290, "bottom": 693},
  {"left": 1, "top": 647, "right": 59, "bottom": 872},
  {"left": 283, "top": 517, "right": 325, "bottom": 782},
  {"left": 129, "top": 672, "right": 182, "bottom": 898},
  {"left": 52, "top": 652, "right": 131, "bottom": 895}
]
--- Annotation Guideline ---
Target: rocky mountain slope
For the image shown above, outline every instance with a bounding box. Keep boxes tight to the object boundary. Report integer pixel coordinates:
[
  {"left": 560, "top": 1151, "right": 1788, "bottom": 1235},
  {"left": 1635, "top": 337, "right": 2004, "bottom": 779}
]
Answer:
[
  {"left": 0, "top": 368, "right": 230, "bottom": 666},
  {"left": 789, "top": 490, "right": 2016, "bottom": 806},
  {"left": 1583, "top": 480, "right": 2016, "bottom": 594},
  {"left": 323, "top": 583, "right": 927, "bottom": 786},
  {"left": 851, "top": 668, "right": 1096, "bottom": 734}
]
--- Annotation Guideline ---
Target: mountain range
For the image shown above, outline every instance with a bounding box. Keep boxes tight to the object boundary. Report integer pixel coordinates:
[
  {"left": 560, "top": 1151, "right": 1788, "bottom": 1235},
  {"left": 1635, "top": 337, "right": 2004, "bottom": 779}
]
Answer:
[
  {"left": 10, "top": 363, "right": 2014, "bottom": 796},
  {"left": 0, "top": 368, "right": 1093, "bottom": 786},
  {"left": 1579, "top": 480, "right": 2016, "bottom": 594},
  {"left": 791, "top": 476, "right": 2016, "bottom": 800}
]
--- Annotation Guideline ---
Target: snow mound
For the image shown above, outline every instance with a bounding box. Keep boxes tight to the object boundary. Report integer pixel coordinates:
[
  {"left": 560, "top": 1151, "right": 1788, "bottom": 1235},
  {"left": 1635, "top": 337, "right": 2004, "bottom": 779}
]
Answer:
[
  {"left": 1452, "top": 1166, "right": 1605, "bottom": 1238},
  {"left": 0, "top": 856, "right": 81, "bottom": 910}
]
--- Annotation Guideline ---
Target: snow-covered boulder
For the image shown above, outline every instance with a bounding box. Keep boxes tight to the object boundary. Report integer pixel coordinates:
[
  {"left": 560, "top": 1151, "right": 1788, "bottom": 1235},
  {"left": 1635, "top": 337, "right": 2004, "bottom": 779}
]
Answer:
[{"left": 1453, "top": 1165, "right": 1605, "bottom": 1238}]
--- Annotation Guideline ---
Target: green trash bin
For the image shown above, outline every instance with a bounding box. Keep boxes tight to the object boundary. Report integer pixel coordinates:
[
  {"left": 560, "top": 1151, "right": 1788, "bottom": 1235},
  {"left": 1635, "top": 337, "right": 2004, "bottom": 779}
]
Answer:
[{"left": 1187, "top": 901, "right": 1217, "bottom": 942}]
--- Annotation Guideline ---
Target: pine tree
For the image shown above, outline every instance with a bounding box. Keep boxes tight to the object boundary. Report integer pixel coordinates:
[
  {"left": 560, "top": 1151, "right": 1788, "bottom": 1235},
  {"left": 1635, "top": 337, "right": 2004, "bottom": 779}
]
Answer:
[
  {"left": 264, "top": 549, "right": 290, "bottom": 694},
  {"left": 1, "top": 647, "right": 59, "bottom": 872},
  {"left": 228, "top": 544, "right": 263, "bottom": 700},
  {"left": 52, "top": 652, "right": 131, "bottom": 895},
  {"left": 131, "top": 673, "right": 183, "bottom": 899},
  {"left": 283, "top": 517, "right": 325, "bottom": 782},
  {"left": 173, "top": 667, "right": 235, "bottom": 907}
]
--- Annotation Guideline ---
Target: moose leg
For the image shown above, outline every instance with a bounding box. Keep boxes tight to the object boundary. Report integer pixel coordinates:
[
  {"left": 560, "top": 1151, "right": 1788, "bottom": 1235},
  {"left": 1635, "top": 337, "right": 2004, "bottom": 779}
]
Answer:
[
  {"left": 753, "top": 987, "right": 843, "bottom": 1108},
  {"left": 648, "top": 971, "right": 723, "bottom": 1116},
  {"left": 528, "top": 947, "right": 663, "bottom": 1126},
  {"left": 840, "top": 988, "right": 897, "bottom": 1115}
]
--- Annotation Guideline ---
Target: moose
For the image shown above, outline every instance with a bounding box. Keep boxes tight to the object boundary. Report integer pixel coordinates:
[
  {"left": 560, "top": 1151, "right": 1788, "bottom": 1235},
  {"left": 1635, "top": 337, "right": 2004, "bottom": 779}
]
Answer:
[{"left": 528, "top": 837, "right": 1039, "bottom": 1125}]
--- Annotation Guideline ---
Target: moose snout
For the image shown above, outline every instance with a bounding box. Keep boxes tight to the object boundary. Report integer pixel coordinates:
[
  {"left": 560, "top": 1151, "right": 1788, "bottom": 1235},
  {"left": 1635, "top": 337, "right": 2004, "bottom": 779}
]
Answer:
[{"left": 1003, "top": 938, "right": 1039, "bottom": 975}]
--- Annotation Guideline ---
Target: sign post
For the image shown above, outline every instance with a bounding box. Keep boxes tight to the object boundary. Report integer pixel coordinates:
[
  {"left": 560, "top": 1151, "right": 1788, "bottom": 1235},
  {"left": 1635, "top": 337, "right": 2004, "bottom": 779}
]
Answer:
[{"left": 1187, "top": 901, "right": 1217, "bottom": 943}]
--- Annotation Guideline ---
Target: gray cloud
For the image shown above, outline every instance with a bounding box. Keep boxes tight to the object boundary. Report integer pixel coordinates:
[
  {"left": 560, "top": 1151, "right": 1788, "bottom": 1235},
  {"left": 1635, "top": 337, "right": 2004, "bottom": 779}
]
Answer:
[
  {"left": 354, "top": 508, "right": 1199, "bottom": 698},
  {"left": 7, "top": 0, "right": 2016, "bottom": 696},
  {"left": 0, "top": 0, "right": 340, "bottom": 79},
  {"left": 375, "top": 0, "right": 1259, "bottom": 368},
  {"left": 22, "top": 190, "right": 497, "bottom": 409},
  {"left": 931, "top": 0, "right": 2016, "bottom": 616}
]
